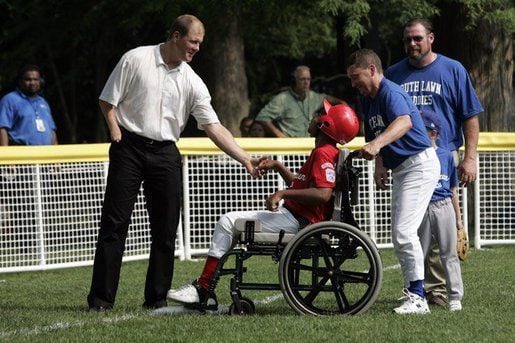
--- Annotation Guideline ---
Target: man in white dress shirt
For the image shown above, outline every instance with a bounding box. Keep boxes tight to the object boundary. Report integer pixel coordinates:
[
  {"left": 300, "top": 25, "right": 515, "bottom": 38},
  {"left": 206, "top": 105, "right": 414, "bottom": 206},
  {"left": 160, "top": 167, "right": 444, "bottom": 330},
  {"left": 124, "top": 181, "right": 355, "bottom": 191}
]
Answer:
[{"left": 88, "top": 14, "right": 263, "bottom": 311}]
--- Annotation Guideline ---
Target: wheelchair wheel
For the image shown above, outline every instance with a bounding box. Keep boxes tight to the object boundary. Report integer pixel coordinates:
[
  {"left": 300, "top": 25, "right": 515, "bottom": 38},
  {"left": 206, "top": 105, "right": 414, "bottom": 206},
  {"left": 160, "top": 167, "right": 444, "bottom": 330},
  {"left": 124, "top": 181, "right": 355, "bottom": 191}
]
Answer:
[
  {"left": 228, "top": 297, "right": 256, "bottom": 315},
  {"left": 279, "top": 222, "right": 382, "bottom": 315}
]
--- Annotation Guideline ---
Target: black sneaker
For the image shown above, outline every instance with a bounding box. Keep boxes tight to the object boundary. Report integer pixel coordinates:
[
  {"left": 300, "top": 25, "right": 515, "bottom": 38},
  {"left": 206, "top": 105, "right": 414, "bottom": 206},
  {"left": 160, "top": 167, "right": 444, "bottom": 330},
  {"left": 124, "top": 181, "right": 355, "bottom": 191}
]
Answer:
[
  {"left": 143, "top": 299, "right": 168, "bottom": 309},
  {"left": 88, "top": 305, "right": 112, "bottom": 313}
]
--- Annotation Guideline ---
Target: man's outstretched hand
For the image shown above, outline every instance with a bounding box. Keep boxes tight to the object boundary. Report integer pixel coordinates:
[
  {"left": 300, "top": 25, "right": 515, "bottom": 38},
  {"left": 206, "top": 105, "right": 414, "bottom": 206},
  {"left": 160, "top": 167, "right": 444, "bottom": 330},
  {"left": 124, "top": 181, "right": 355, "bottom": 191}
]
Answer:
[{"left": 245, "top": 156, "right": 269, "bottom": 178}]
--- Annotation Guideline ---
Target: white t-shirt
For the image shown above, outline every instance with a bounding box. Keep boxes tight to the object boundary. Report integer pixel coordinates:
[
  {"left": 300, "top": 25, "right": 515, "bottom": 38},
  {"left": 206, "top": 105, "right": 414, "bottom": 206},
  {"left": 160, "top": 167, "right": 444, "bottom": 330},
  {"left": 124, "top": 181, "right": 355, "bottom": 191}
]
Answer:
[{"left": 100, "top": 44, "right": 220, "bottom": 141}]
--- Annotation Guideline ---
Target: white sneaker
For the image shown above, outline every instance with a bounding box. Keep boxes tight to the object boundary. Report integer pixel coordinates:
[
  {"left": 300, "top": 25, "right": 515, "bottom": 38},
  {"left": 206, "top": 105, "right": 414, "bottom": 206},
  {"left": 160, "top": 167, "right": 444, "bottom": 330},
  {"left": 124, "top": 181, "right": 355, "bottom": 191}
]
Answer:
[
  {"left": 393, "top": 289, "right": 430, "bottom": 314},
  {"left": 167, "top": 284, "right": 199, "bottom": 304},
  {"left": 449, "top": 300, "right": 462, "bottom": 312}
]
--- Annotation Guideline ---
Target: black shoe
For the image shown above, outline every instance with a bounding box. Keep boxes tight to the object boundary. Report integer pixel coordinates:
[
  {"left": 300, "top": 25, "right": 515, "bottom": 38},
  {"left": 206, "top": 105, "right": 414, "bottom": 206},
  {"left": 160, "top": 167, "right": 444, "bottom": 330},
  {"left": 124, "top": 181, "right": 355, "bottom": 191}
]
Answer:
[
  {"left": 88, "top": 305, "right": 112, "bottom": 313},
  {"left": 143, "top": 299, "right": 168, "bottom": 309},
  {"left": 87, "top": 297, "right": 113, "bottom": 312}
]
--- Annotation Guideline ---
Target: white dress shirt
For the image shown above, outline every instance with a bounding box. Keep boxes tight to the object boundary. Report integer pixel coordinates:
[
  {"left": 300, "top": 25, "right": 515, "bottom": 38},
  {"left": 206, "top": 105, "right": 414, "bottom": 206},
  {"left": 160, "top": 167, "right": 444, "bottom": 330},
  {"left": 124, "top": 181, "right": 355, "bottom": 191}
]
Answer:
[{"left": 100, "top": 44, "right": 220, "bottom": 141}]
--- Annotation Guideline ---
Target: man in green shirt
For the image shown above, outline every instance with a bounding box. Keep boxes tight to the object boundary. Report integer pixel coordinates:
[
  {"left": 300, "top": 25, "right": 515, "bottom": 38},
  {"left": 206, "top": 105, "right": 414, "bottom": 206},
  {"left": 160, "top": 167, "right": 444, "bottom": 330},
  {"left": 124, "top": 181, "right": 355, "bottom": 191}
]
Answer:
[{"left": 255, "top": 66, "right": 343, "bottom": 137}]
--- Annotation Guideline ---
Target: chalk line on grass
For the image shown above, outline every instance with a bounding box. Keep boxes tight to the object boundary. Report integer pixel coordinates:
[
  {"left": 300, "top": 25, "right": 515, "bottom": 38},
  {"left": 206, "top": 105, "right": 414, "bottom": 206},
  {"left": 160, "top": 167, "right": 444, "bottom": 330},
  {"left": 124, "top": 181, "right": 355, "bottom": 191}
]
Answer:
[
  {"left": 0, "top": 263, "right": 401, "bottom": 337},
  {"left": 0, "top": 314, "right": 140, "bottom": 339}
]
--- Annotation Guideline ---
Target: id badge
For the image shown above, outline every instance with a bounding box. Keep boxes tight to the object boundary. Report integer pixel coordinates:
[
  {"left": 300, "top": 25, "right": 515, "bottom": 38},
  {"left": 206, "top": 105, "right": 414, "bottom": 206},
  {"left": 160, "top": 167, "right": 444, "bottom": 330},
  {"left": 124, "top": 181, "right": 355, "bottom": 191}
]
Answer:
[{"left": 35, "top": 118, "right": 47, "bottom": 132}]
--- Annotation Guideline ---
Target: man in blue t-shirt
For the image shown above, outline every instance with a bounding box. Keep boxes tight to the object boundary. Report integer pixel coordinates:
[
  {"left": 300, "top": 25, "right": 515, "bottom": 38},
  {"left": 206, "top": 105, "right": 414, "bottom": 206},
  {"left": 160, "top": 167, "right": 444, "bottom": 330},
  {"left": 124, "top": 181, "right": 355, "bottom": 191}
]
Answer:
[
  {"left": 0, "top": 65, "right": 57, "bottom": 146},
  {"left": 347, "top": 49, "right": 440, "bottom": 314},
  {"left": 385, "top": 18, "right": 483, "bottom": 306}
]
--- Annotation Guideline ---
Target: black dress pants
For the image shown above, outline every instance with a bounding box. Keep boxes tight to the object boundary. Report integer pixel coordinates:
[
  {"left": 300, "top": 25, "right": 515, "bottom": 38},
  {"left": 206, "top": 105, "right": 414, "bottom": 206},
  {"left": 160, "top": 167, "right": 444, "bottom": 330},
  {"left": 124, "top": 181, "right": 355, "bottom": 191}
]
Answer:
[{"left": 87, "top": 130, "right": 182, "bottom": 308}]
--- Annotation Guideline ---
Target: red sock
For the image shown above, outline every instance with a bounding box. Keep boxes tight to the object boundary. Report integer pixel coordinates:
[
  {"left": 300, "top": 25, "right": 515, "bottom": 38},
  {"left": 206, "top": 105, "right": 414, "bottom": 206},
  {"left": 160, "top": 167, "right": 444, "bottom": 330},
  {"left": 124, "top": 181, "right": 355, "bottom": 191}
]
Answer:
[{"left": 198, "top": 256, "right": 220, "bottom": 289}]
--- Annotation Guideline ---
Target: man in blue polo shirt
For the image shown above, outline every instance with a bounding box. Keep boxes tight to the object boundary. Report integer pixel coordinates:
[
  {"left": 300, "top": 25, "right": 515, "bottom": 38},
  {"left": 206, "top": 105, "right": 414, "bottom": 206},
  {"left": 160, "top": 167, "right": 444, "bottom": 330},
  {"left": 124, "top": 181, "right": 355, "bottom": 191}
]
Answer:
[
  {"left": 0, "top": 65, "right": 57, "bottom": 146},
  {"left": 0, "top": 65, "right": 57, "bottom": 259},
  {"left": 347, "top": 49, "right": 440, "bottom": 314}
]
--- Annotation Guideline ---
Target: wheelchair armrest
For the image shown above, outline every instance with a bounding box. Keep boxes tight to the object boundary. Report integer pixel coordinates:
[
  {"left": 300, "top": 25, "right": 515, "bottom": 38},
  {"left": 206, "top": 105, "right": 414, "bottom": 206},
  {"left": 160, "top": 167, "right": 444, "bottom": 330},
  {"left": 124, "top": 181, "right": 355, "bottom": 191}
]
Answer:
[
  {"left": 235, "top": 219, "right": 262, "bottom": 244},
  {"left": 234, "top": 219, "right": 262, "bottom": 232},
  {"left": 234, "top": 219, "right": 297, "bottom": 245}
]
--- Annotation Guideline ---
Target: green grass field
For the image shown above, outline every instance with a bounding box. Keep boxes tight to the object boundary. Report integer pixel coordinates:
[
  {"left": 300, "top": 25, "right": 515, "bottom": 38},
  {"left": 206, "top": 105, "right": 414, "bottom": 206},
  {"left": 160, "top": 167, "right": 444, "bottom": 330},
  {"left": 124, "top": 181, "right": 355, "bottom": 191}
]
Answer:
[{"left": 1, "top": 246, "right": 514, "bottom": 342}]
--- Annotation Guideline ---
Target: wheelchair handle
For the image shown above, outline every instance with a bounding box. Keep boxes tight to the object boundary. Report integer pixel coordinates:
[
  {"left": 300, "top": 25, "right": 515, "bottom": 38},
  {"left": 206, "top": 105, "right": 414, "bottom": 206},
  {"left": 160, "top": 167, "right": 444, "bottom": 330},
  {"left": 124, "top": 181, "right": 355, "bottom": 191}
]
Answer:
[
  {"left": 344, "top": 150, "right": 361, "bottom": 167},
  {"left": 344, "top": 150, "right": 362, "bottom": 205}
]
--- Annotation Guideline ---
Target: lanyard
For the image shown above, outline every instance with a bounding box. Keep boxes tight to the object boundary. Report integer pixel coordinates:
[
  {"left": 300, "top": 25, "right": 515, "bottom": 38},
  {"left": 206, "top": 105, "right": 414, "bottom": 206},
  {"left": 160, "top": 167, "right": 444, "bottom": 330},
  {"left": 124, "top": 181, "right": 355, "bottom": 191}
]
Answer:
[
  {"left": 25, "top": 96, "right": 47, "bottom": 132},
  {"left": 27, "top": 98, "right": 41, "bottom": 118}
]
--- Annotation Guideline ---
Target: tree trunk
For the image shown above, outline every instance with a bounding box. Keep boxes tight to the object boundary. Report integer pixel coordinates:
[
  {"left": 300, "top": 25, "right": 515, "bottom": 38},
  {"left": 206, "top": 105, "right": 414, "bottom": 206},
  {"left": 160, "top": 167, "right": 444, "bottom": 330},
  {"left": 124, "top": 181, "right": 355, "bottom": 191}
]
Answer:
[
  {"left": 92, "top": 32, "right": 112, "bottom": 143},
  {"left": 44, "top": 38, "right": 75, "bottom": 143},
  {"left": 207, "top": 13, "right": 249, "bottom": 136},
  {"left": 437, "top": 3, "right": 514, "bottom": 132},
  {"left": 462, "top": 20, "right": 513, "bottom": 132}
]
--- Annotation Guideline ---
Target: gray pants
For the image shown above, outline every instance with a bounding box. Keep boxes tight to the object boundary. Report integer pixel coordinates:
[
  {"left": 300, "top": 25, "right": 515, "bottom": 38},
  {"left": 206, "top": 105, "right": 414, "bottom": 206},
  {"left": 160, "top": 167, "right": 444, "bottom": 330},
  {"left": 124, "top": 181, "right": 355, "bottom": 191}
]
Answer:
[
  {"left": 418, "top": 198, "right": 464, "bottom": 301},
  {"left": 425, "top": 151, "right": 461, "bottom": 298}
]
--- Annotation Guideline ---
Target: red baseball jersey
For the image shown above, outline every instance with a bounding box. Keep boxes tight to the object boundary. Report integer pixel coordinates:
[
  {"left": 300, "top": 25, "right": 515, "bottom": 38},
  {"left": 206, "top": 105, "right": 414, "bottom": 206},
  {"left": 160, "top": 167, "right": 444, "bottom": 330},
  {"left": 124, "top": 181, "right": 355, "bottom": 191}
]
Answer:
[{"left": 284, "top": 143, "right": 339, "bottom": 223}]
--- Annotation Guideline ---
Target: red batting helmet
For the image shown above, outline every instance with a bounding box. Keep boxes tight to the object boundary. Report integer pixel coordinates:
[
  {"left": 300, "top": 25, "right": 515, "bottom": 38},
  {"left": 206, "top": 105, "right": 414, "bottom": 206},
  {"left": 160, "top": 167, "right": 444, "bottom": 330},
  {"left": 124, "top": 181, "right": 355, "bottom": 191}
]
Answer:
[{"left": 318, "top": 99, "right": 359, "bottom": 144}]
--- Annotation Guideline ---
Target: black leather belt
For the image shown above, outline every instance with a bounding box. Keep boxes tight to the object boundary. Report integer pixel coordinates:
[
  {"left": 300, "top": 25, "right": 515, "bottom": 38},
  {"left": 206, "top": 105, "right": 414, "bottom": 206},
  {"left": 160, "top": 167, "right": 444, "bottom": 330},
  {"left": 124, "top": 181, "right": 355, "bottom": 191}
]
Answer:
[
  {"left": 8, "top": 140, "right": 24, "bottom": 146},
  {"left": 120, "top": 127, "right": 175, "bottom": 147}
]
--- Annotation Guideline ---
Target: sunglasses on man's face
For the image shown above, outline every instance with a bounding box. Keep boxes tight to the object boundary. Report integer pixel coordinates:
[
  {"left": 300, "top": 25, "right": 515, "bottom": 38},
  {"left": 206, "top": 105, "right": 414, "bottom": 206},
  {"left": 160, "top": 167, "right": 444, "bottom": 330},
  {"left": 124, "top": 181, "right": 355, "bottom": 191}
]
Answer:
[{"left": 402, "top": 35, "right": 425, "bottom": 44}]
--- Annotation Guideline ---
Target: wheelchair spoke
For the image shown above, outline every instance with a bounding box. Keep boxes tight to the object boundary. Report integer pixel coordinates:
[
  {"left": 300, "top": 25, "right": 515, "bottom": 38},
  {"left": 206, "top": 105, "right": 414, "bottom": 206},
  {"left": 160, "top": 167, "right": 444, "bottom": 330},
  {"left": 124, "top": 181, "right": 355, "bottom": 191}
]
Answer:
[
  {"left": 289, "top": 261, "right": 317, "bottom": 272},
  {"left": 333, "top": 270, "right": 371, "bottom": 284},
  {"left": 314, "top": 234, "right": 334, "bottom": 269},
  {"left": 330, "top": 276, "right": 350, "bottom": 312},
  {"left": 303, "top": 276, "right": 330, "bottom": 304}
]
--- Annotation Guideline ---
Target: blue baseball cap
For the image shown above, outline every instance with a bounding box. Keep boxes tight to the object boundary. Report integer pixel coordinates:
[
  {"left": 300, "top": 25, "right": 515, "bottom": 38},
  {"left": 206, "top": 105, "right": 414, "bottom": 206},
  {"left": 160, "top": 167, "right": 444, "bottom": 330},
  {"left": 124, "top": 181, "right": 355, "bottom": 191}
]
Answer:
[{"left": 421, "top": 109, "right": 441, "bottom": 132}]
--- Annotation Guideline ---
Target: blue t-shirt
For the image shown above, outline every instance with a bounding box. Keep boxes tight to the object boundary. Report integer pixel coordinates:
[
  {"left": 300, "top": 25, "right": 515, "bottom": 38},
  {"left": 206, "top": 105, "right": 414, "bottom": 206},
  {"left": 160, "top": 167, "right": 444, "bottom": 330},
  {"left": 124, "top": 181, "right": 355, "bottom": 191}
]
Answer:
[
  {"left": 385, "top": 54, "right": 483, "bottom": 151},
  {"left": 362, "top": 78, "right": 432, "bottom": 170},
  {"left": 432, "top": 147, "right": 458, "bottom": 201},
  {"left": 0, "top": 89, "right": 56, "bottom": 145}
]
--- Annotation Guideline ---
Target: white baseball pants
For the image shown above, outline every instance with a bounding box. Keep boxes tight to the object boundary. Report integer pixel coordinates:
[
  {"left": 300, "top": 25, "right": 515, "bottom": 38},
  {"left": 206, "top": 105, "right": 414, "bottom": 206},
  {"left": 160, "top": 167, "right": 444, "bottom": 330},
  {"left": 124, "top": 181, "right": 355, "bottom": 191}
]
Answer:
[
  {"left": 391, "top": 148, "right": 440, "bottom": 284},
  {"left": 208, "top": 206, "right": 300, "bottom": 258}
]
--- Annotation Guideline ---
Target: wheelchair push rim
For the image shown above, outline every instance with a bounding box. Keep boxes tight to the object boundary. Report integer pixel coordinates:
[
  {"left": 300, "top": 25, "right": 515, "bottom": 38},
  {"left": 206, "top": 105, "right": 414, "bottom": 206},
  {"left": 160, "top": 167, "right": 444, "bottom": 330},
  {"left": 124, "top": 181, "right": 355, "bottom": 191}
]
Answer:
[{"left": 279, "top": 222, "right": 382, "bottom": 315}]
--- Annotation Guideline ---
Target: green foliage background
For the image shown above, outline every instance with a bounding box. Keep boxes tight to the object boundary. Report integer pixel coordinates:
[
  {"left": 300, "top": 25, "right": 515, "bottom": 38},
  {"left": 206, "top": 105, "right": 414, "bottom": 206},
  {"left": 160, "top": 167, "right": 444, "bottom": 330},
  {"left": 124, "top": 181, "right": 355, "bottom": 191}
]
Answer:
[{"left": 0, "top": 0, "right": 513, "bottom": 142}]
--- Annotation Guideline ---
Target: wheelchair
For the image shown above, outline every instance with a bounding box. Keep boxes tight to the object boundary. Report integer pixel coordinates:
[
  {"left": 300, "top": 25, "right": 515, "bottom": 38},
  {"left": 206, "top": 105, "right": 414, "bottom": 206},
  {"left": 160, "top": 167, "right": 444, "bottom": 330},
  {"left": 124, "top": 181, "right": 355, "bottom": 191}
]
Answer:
[{"left": 202, "top": 149, "right": 383, "bottom": 315}]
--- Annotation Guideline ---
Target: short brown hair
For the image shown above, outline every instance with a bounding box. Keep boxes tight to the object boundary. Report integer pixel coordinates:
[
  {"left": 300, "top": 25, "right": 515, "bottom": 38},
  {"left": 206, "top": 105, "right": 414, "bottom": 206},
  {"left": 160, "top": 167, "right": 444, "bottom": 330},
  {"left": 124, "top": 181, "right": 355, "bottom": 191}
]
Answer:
[
  {"left": 404, "top": 18, "right": 434, "bottom": 34},
  {"left": 347, "top": 49, "right": 383, "bottom": 73},
  {"left": 168, "top": 14, "right": 204, "bottom": 38}
]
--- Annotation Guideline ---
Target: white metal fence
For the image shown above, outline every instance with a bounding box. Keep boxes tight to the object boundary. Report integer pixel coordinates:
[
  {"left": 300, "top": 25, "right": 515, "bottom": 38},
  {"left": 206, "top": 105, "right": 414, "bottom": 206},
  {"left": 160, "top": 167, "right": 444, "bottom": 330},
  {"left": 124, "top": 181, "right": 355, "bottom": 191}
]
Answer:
[
  {"left": 474, "top": 151, "right": 515, "bottom": 246},
  {"left": 0, "top": 136, "right": 513, "bottom": 272},
  {"left": 181, "top": 153, "right": 469, "bottom": 256}
]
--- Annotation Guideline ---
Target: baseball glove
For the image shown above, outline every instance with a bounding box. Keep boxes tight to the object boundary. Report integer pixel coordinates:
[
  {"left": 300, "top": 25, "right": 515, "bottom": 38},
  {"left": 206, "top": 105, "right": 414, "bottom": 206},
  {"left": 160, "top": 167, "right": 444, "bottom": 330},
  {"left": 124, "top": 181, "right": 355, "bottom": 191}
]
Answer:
[{"left": 457, "top": 227, "right": 469, "bottom": 261}]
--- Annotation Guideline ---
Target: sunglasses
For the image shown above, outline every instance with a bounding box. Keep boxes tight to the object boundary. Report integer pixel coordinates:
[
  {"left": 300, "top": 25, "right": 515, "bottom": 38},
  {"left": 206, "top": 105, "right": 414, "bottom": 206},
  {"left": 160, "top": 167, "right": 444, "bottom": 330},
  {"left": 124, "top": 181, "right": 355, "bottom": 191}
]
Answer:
[{"left": 402, "top": 36, "right": 425, "bottom": 44}]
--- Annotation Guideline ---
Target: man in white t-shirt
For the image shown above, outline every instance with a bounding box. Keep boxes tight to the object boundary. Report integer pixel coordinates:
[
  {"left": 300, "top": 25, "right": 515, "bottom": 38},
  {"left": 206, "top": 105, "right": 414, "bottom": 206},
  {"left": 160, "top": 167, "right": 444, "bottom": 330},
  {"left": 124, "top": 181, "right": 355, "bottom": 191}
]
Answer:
[{"left": 87, "top": 14, "right": 263, "bottom": 311}]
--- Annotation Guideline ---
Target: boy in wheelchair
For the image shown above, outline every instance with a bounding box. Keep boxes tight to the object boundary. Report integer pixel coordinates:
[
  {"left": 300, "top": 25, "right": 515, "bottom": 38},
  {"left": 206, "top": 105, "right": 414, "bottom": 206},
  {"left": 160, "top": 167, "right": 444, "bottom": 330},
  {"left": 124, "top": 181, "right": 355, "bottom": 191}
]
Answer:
[{"left": 167, "top": 100, "right": 359, "bottom": 310}]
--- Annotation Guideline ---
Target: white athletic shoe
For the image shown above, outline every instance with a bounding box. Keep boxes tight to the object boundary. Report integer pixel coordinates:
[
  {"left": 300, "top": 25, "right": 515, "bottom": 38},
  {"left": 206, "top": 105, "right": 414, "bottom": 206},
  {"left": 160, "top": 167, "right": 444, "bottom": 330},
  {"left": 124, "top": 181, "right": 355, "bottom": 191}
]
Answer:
[
  {"left": 167, "top": 284, "right": 199, "bottom": 304},
  {"left": 449, "top": 300, "right": 462, "bottom": 312},
  {"left": 393, "top": 289, "right": 430, "bottom": 314}
]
